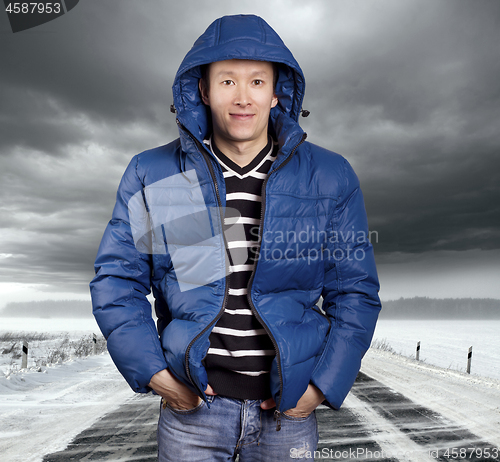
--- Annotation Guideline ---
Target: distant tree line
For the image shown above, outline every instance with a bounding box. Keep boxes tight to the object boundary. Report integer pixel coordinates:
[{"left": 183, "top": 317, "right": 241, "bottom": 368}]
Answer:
[
  {"left": 0, "top": 300, "right": 92, "bottom": 318},
  {"left": 2, "top": 297, "right": 500, "bottom": 320},
  {"left": 379, "top": 297, "right": 500, "bottom": 319}
]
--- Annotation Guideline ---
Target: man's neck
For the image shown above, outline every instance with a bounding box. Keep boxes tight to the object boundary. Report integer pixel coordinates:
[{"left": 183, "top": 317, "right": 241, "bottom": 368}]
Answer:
[{"left": 212, "top": 133, "right": 269, "bottom": 168}]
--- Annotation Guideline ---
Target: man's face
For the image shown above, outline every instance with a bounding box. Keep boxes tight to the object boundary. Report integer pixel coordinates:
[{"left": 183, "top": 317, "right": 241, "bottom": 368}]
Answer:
[{"left": 199, "top": 59, "right": 278, "bottom": 149}]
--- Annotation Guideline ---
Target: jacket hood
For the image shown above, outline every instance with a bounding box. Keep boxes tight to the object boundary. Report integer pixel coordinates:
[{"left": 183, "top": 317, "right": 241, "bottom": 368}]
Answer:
[{"left": 172, "top": 14, "right": 305, "bottom": 147}]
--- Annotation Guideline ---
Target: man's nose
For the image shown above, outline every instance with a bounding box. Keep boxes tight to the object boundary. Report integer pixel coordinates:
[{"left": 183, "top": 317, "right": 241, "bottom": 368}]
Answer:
[{"left": 234, "top": 85, "right": 249, "bottom": 106}]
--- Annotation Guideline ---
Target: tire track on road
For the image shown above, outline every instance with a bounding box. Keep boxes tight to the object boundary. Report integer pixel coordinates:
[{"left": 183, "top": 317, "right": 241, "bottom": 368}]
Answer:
[
  {"left": 352, "top": 372, "right": 499, "bottom": 461},
  {"left": 316, "top": 404, "right": 398, "bottom": 461},
  {"left": 43, "top": 394, "right": 158, "bottom": 461}
]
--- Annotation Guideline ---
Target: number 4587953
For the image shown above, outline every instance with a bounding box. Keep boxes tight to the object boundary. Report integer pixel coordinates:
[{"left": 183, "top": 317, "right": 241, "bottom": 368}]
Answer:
[{"left": 5, "top": 3, "right": 62, "bottom": 14}]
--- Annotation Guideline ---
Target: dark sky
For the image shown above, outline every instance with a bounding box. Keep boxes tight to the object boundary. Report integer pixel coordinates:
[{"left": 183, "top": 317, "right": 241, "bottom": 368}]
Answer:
[{"left": 1, "top": 0, "right": 499, "bottom": 306}]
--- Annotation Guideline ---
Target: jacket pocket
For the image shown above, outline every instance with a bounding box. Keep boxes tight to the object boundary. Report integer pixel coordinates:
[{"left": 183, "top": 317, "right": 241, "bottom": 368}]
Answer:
[{"left": 312, "top": 306, "right": 331, "bottom": 336}]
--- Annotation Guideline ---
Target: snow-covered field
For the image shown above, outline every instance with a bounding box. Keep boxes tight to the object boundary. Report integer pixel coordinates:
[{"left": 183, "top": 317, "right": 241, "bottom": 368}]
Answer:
[
  {"left": 0, "top": 330, "right": 134, "bottom": 462},
  {"left": 372, "top": 319, "right": 500, "bottom": 380}
]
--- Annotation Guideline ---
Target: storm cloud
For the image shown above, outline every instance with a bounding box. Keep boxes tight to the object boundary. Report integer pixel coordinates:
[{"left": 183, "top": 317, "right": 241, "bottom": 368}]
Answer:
[{"left": 1, "top": 0, "right": 499, "bottom": 300}]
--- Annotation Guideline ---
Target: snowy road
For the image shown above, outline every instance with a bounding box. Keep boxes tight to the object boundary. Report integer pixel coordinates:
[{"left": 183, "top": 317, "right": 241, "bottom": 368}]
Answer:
[
  {"left": 39, "top": 349, "right": 500, "bottom": 462},
  {"left": 2, "top": 349, "right": 499, "bottom": 461},
  {"left": 317, "top": 372, "right": 498, "bottom": 461},
  {"left": 42, "top": 393, "right": 158, "bottom": 462}
]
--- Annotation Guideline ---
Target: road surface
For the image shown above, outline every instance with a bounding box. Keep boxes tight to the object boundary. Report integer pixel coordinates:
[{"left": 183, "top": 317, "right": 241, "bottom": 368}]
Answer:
[{"left": 42, "top": 372, "right": 499, "bottom": 461}]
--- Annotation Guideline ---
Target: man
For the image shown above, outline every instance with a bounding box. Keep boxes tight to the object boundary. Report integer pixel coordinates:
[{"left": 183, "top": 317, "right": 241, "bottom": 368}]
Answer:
[{"left": 90, "top": 14, "right": 381, "bottom": 461}]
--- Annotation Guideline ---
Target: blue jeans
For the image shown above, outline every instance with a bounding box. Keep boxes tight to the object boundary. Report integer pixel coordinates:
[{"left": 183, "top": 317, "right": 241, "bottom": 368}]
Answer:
[{"left": 157, "top": 395, "right": 318, "bottom": 461}]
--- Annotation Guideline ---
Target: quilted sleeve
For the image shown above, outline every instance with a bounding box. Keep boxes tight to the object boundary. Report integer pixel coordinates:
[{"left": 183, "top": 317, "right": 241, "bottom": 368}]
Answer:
[
  {"left": 310, "top": 158, "right": 381, "bottom": 409},
  {"left": 90, "top": 156, "right": 168, "bottom": 393}
]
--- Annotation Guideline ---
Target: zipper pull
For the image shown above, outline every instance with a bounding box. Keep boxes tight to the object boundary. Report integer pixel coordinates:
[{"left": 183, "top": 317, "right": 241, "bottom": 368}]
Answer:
[{"left": 274, "top": 409, "right": 281, "bottom": 431}]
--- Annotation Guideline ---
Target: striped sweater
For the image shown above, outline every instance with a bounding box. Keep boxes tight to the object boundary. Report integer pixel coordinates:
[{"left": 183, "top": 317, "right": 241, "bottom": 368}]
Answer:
[{"left": 203, "top": 136, "right": 278, "bottom": 399}]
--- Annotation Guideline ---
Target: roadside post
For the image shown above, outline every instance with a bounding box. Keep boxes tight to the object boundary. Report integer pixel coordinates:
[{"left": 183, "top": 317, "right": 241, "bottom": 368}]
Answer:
[
  {"left": 467, "top": 346, "right": 472, "bottom": 374},
  {"left": 416, "top": 341, "right": 420, "bottom": 361},
  {"left": 92, "top": 333, "right": 97, "bottom": 355},
  {"left": 21, "top": 340, "right": 28, "bottom": 369}
]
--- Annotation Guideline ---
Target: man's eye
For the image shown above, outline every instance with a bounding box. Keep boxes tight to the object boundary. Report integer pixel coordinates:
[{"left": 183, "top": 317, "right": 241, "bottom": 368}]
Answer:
[
  {"left": 222, "top": 80, "right": 234, "bottom": 85},
  {"left": 253, "top": 79, "right": 263, "bottom": 85}
]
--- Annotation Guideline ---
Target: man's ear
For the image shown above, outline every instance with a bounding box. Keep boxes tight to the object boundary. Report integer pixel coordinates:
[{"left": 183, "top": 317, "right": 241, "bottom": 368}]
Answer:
[
  {"left": 199, "top": 79, "right": 209, "bottom": 106},
  {"left": 271, "top": 93, "right": 278, "bottom": 109}
]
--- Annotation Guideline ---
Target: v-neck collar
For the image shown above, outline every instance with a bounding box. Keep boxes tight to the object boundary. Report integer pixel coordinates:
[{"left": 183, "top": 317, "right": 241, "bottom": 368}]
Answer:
[{"left": 210, "top": 136, "right": 273, "bottom": 176}]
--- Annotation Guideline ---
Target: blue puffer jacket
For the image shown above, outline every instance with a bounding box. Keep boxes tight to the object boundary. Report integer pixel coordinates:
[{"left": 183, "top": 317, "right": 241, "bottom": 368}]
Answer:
[{"left": 90, "top": 14, "right": 381, "bottom": 413}]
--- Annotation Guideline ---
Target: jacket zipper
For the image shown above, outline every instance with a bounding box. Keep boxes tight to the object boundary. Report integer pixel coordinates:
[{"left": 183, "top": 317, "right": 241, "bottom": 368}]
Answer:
[
  {"left": 246, "top": 133, "right": 307, "bottom": 431},
  {"left": 176, "top": 120, "right": 230, "bottom": 401}
]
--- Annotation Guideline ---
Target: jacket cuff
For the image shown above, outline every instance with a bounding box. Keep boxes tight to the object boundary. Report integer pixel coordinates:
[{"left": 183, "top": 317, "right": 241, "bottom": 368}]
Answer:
[
  {"left": 310, "top": 332, "right": 364, "bottom": 409},
  {"left": 105, "top": 320, "right": 169, "bottom": 394}
]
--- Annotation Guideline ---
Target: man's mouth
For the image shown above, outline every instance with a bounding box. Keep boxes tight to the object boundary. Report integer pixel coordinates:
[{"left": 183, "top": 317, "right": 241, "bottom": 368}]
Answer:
[{"left": 230, "top": 113, "right": 254, "bottom": 120}]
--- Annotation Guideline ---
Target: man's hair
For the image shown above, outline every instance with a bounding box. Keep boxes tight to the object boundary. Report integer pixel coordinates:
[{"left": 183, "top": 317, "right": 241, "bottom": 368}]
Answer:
[{"left": 200, "top": 61, "right": 280, "bottom": 93}]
